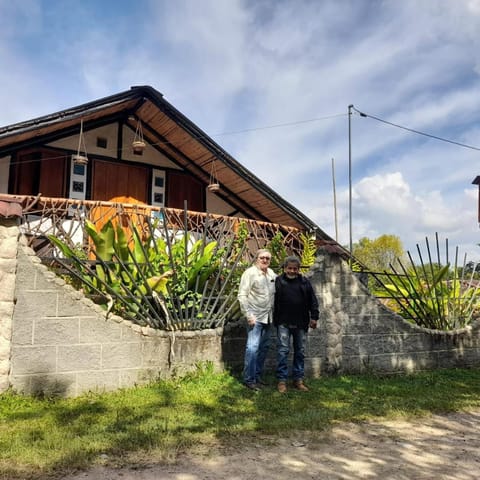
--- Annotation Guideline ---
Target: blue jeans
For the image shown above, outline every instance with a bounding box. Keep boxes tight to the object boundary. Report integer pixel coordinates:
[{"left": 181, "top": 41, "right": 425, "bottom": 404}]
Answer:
[
  {"left": 243, "top": 322, "right": 271, "bottom": 385},
  {"left": 276, "top": 325, "right": 306, "bottom": 382}
]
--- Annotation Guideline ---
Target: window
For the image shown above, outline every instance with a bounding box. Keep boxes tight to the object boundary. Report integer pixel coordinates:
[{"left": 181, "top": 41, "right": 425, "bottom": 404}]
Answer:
[
  {"left": 151, "top": 169, "right": 165, "bottom": 207},
  {"left": 96, "top": 137, "right": 107, "bottom": 149},
  {"left": 72, "top": 181, "right": 84, "bottom": 193},
  {"left": 69, "top": 155, "right": 87, "bottom": 201},
  {"left": 73, "top": 164, "right": 85, "bottom": 176}
]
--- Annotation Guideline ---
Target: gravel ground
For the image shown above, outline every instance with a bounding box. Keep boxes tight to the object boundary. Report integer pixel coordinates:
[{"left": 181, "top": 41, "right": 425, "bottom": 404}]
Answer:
[{"left": 62, "top": 409, "right": 480, "bottom": 480}]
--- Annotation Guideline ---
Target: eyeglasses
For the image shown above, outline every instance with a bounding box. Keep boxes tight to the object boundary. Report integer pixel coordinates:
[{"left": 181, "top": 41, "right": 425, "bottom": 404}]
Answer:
[{"left": 258, "top": 256, "right": 271, "bottom": 260}]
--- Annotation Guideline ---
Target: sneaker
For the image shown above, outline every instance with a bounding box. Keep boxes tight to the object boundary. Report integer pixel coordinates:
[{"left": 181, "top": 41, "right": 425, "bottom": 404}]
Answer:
[
  {"left": 256, "top": 378, "right": 268, "bottom": 386},
  {"left": 293, "top": 380, "right": 309, "bottom": 392},
  {"left": 277, "top": 381, "right": 287, "bottom": 393},
  {"left": 244, "top": 383, "right": 261, "bottom": 391}
]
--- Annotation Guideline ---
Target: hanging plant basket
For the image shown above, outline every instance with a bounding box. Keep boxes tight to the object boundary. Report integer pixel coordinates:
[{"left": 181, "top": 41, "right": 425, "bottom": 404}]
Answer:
[
  {"left": 208, "top": 159, "right": 220, "bottom": 193},
  {"left": 132, "top": 140, "right": 146, "bottom": 154},
  {"left": 132, "top": 119, "right": 146, "bottom": 154},
  {"left": 73, "top": 119, "right": 88, "bottom": 165},
  {"left": 207, "top": 183, "right": 220, "bottom": 193},
  {"left": 72, "top": 154, "right": 88, "bottom": 166}
]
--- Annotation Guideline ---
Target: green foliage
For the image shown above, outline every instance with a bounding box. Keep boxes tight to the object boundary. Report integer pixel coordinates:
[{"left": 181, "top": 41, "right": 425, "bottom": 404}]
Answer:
[
  {"left": 382, "top": 263, "right": 480, "bottom": 330},
  {"left": 231, "top": 221, "right": 249, "bottom": 262},
  {"left": 50, "top": 220, "right": 170, "bottom": 300},
  {"left": 266, "top": 231, "right": 317, "bottom": 273},
  {"left": 2, "top": 368, "right": 480, "bottom": 478},
  {"left": 220, "top": 221, "right": 250, "bottom": 303},
  {"left": 48, "top": 217, "right": 244, "bottom": 330},
  {"left": 372, "top": 236, "right": 480, "bottom": 330},
  {"left": 353, "top": 235, "right": 406, "bottom": 272},
  {"left": 266, "top": 231, "right": 287, "bottom": 271},
  {"left": 299, "top": 232, "right": 316, "bottom": 272},
  {"left": 458, "top": 261, "right": 480, "bottom": 280}
]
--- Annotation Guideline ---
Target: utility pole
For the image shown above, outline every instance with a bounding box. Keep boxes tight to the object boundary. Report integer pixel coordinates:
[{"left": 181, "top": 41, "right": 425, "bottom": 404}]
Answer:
[
  {"left": 348, "top": 104, "right": 353, "bottom": 257},
  {"left": 331, "top": 157, "right": 339, "bottom": 242}
]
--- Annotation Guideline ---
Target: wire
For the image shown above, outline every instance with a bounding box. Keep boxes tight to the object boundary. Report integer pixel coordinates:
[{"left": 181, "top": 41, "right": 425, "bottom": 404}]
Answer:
[
  {"left": 212, "top": 113, "right": 347, "bottom": 136},
  {"left": 6, "top": 112, "right": 347, "bottom": 167},
  {"left": 6, "top": 105, "right": 480, "bottom": 167},
  {"left": 352, "top": 106, "right": 480, "bottom": 152}
]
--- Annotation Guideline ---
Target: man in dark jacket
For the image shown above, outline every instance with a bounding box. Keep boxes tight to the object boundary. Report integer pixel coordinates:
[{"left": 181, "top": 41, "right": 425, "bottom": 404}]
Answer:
[{"left": 274, "top": 256, "right": 319, "bottom": 393}]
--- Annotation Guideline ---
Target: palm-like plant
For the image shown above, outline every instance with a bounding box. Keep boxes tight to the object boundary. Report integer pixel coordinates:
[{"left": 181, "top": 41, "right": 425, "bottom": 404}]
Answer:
[
  {"left": 48, "top": 214, "right": 245, "bottom": 330},
  {"left": 374, "top": 234, "right": 480, "bottom": 330}
]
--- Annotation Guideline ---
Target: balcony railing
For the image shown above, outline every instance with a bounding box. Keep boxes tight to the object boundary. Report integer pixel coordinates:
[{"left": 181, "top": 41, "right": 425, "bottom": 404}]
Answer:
[{"left": 9, "top": 194, "right": 307, "bottom": 262}]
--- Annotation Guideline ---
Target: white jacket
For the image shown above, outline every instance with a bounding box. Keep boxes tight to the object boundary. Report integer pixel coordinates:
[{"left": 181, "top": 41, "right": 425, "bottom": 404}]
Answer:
[{"left": 237, "top": 264, "right": 276, "bottom": 324}]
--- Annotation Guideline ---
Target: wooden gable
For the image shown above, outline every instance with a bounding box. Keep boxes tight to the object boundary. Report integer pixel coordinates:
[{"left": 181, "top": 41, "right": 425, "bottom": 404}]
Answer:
[{"left": 0, "top": 85, "right": 333, "bottom": 242}]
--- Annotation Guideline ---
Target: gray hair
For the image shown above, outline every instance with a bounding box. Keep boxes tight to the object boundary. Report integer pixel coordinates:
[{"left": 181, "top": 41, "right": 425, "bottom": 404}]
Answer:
[
  {"left": 283, "top": 255, "right": 301, "bottom": 267},
  {"left": 255, "top": 249, "right": 271, "bottom": 260}
]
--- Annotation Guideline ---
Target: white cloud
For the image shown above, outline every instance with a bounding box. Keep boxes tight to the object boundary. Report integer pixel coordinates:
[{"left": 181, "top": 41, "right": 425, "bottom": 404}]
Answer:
[
  {"left": 334, "top": 172, "right": 480, "bottom": 261},
  {"left": 1, "top": 0, "right": 480, "bottom": 262}
]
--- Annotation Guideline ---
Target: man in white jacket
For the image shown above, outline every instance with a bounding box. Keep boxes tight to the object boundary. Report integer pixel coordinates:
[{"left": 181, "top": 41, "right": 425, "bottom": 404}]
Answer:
[{"left": 237, "top": 249, "right": 276, "bottom": 390}]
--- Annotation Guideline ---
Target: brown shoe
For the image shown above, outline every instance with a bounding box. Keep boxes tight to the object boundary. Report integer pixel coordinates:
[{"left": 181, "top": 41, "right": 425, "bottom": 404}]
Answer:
[
  {"left": 293, "top": 380, "right": 309, "bottom": 391},
  {"left": 277, "top": 381, "right": 287, "bottom": 393}
]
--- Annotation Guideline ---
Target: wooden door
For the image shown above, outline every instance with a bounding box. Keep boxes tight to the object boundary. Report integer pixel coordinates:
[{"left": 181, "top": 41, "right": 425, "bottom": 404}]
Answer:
[
  {"left": 10, "top": 149, "right": 66, "bottom": 197},
  {"left": 39, "top": 151, "right": 67, "bottom": 197},
  {"left": 92, "top": 160, "right": 149, "bottom": 202},
  {"left": 167, "top": 171, "right": 205, "bottom": 212}
]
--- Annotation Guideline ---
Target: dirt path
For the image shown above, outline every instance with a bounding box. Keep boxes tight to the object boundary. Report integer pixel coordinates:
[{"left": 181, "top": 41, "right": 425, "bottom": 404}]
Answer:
[{"left": 63, "top": 409, "right": 480, "bottom": 479}]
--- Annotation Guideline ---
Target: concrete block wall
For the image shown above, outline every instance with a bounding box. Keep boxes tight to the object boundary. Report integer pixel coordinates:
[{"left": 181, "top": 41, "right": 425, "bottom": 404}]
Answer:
[
  {"left": 307, "top": 249, "right": 480, "bottom": 375},
  {"left": 7, "top": 241, "right": 228, "bottom": 397},
  {"left": 0, "top": 219, "right": 18, "bottom": 391},
  {"left": 3, "top": 214, "right": 480, "bottom": 397}
]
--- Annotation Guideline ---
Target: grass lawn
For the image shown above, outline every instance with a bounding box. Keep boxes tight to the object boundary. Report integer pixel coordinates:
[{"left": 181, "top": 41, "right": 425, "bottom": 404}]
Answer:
[{"left": 2, "top": 365, "right": 480, "bottom": 479}]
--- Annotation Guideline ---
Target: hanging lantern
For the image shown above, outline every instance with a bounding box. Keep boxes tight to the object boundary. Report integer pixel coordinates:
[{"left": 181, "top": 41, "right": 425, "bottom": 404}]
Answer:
[
  {"left": 132, "top": 119, "right": 146, "bottom": 154},
  {"left": 207, "top": 159, "right": 220, "bottom": 192},
  {"left": 73, "top": 119, "right": 88, "bottom": 165}
]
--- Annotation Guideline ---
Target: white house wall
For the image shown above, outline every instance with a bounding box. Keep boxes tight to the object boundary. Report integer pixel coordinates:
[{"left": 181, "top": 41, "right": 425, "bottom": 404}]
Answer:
[
  {"left": 206, "top": 190, "right": 240, "bottom": 216},
  {"left": 48, "top": 124, "right": 118, "bottom": 157},
  {"left": 47, "top": 124, "right": 180, "bottom": 170},
  {"left": 120, "top": 125, "right": 180, "bottom": 169},
  {"left": 0, "top": 156, "right": 10, "bottom": 193},
  {"left": 2, "top": 123, "right": 243, "bottom": 216}
]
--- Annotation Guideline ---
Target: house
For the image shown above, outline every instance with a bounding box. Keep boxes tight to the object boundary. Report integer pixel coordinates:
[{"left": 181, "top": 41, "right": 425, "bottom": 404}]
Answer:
[{"left": 0, "top": 85, "right": 343, "bottom": 256}]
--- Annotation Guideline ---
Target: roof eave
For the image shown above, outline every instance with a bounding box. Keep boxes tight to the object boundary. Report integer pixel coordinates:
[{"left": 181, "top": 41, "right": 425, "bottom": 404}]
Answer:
[{"left": 0, "top": 85, "right": 332, "bottom": 238}]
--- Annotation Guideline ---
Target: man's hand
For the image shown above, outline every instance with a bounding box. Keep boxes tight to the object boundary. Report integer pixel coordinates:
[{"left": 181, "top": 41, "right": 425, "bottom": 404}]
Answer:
[
  {"left": 247, "top": 314, "right": 256, "bottom": 326},
  {"left": 309, "top": 320, "right": 317, "bottom": 329}
]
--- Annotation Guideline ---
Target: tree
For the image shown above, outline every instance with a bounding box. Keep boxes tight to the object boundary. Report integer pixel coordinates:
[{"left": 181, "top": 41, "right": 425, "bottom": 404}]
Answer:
[
  {"left": 352, "top": 234, "right": 406, "bottom": 273},
  {"left": 460, "top": 260, "right": 480, "bottom": 279}
]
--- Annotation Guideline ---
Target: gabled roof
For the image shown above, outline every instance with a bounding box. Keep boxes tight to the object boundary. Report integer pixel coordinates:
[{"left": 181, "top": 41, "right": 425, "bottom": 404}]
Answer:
[{"left": 0, "top": 85, "right": 335, "bottom": 242}]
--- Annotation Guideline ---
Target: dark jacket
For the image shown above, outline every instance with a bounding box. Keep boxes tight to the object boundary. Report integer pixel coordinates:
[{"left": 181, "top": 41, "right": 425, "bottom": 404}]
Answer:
[{"left": 273, "top": 273, "right": 319, "bottom": 330}]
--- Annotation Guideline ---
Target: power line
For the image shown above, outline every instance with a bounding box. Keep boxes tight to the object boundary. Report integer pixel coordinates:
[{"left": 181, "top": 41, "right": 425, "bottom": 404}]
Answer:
[
  {"left": 6, "top": 112, "right": 347, "bottom": 167},
  {"left": 212, "top": 113, "right": 347, "bottom": 136},
  {"left": 352, "top": 106, "right": 480, "bottom": 152}
]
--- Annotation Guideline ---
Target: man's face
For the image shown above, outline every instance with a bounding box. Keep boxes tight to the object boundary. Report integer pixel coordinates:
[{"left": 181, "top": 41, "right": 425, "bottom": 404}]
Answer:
[
  {"left": 256, "top": 253, "right": 271, "bottom": 271},
  {"left": 284, "top": 262, "right": 299, "bottom": 279}
]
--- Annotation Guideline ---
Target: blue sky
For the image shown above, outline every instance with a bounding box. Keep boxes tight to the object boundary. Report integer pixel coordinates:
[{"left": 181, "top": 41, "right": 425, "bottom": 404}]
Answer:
[{"left": 2, "top": 0, "right": 480, "bottom": 263}]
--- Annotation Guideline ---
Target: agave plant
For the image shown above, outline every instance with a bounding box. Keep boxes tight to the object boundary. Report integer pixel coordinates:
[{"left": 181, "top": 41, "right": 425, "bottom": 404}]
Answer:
[
  {"left": 49, "top": 219, "right": 172, "bottom": 325},
  {"left": 374, "top": 234, "right": 480, "bottom": 330}
]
